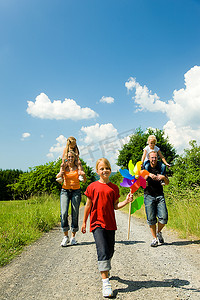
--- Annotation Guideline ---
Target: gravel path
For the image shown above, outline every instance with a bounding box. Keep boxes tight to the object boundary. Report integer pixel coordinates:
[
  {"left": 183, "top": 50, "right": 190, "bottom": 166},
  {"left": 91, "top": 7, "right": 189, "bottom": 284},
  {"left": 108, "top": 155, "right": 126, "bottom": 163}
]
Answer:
[{"left": 0, "top": 207, "right": 200, "bottom": 300}]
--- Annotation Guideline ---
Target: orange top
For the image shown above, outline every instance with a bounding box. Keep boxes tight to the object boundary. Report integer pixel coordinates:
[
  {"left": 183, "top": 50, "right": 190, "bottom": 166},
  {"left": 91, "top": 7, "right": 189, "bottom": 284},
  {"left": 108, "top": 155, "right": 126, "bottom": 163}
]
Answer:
[{"left": 62, "top": 169, "right": 80, "bottom": 190}]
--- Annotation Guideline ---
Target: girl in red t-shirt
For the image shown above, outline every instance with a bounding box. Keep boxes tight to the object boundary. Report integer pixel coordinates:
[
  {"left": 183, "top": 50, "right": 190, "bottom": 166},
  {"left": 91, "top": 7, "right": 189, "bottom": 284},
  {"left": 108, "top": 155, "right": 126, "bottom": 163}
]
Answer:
[{"left": 81, "top": 158, "right": 133, "bottom": 298}]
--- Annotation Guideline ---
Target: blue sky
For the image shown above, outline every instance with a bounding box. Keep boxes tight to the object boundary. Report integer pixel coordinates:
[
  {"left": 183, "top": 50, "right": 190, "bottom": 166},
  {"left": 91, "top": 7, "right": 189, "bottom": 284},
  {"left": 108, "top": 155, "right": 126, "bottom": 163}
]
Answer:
[{"left": 1, "top": 0, "right": 200, "bottom": 172}]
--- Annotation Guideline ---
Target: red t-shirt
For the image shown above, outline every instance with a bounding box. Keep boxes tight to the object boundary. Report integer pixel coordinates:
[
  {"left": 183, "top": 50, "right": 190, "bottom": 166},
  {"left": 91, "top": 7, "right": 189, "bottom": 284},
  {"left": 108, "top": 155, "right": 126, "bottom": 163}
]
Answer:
[{"left": 84, "top": 181, "right": 120, "bottom": 232}]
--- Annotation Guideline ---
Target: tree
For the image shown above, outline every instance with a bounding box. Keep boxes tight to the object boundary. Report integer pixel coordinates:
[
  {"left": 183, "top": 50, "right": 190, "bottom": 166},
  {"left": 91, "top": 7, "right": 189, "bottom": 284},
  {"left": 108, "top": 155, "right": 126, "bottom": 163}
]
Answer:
[
  {"left": 0, "top": 169, "right": 23, "bottom": 200},
  {"left": 171, "top": 140, "right": 200, "bottom": 188},
  {"left": 117, "top": 127, "right": 176, "bottom": 171},
  {"left": 9, "top": 158, "right": 96, "bottom": 200}
]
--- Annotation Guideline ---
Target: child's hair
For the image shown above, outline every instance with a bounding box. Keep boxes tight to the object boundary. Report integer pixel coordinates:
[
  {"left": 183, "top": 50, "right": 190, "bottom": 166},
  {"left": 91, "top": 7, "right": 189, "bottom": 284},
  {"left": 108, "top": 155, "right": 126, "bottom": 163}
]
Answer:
[
  {"left": 147, "top": 135, "right": 157, "bottom": 145},
  {"left": 96, "top": 158, "right": 111, "bottom": 171},
  {"left": 63, "top": 136, "right": 79, "bottom": 160}
]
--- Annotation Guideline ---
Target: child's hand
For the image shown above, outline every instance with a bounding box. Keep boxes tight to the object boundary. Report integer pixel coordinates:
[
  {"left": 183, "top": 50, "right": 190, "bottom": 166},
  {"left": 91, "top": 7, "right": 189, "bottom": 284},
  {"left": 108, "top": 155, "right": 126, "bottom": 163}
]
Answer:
[
  {"left": 126, "top": 192, "right": 133, "bottom": 203},
  {"left": 166, "top": 163, "right": 171, "bottom": 168},
  {"left": 81, "top": 223, "right": 86, "bottom": 234}
]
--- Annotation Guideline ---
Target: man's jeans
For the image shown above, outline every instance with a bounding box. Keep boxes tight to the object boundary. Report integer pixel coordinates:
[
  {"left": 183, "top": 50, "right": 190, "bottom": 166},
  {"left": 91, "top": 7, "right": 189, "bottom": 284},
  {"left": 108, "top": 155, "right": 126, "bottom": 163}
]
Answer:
[
  {"left": 60, "top": 188, "right": 81, "bottom": 232},
  {"left": 144, "top": 194, "right": 168, "bottom": 225}
]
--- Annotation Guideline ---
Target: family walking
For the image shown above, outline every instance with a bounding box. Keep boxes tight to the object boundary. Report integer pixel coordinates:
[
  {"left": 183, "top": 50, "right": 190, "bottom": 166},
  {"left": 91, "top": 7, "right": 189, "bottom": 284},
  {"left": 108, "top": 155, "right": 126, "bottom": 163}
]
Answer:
[{"left": 56, "top": 135, "right": 170, "bottom": 298}]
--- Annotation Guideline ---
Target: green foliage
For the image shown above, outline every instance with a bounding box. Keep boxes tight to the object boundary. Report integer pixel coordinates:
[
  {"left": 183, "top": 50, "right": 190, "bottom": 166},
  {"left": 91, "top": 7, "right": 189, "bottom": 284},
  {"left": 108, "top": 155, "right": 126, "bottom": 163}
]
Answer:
[
  {"left": 117, "top": 127, "right": 176, "bottom": 171},
  {"left": 8, "top": 158, "right": 96, "bottom": 200},
  {"left": 110, "top": 171, "right": 130, "bottom": 195},
  {"left": 0, "top": 194, "right": 60, "bottom": 266},
  {"left": 171, "top": 140, "right": 200, "bottom": 188},
  {"left": 8, "top": 160, "right": 62, "bottom": 199},
  {"left": 164, "top": 184, "right": 200, "bottom": 238},
  {"left": 0, "top": 169, "right": 23, "bottom": 200}
]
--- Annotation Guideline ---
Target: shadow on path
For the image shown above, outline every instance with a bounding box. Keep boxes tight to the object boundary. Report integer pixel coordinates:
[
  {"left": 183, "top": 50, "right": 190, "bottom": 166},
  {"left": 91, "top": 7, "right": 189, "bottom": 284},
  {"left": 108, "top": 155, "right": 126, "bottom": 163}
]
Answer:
[
  {"left": 164, "top": 240, "right": 200, "bottom": 246},
  {"left": 116, "top": 240, "right": 145, "bottom": 245},
  {"left": 109, "top": 276, "right": 199, "bottom": 298}
]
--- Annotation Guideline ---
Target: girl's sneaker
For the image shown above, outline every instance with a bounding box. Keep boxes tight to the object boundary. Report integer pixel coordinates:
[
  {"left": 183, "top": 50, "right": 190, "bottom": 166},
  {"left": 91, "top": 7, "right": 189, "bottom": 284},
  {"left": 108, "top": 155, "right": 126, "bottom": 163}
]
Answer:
[
  {"left": 151, "top": 238, "right": 158, "bottom": 247},
  {"left": 60, "top": 236, "right": 70, "bottom": 247},
  {"left": 78, "top": 175, "right": 84, "bottom": 182},
  {"left": 102, "top": 280, "right": 113, "bottom": 298},
  {"left": 56, "top": 177, "right": 63, "bottom": 184}
]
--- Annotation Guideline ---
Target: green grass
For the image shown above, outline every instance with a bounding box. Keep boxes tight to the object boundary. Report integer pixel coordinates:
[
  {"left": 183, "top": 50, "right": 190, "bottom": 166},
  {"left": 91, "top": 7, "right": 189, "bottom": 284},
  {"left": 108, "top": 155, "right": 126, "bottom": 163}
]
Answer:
[
  {"left": 120, "top": 187, "right": 200, "bottom": 239},
  {"left": 1, "top": 189, "right": 199, "bottom": 267},
  {"left": 164, "top": 186, "right": 200, "bottom": 238},
  {"left": 0, "top": 194, "right": 61, "bottom": 266}
]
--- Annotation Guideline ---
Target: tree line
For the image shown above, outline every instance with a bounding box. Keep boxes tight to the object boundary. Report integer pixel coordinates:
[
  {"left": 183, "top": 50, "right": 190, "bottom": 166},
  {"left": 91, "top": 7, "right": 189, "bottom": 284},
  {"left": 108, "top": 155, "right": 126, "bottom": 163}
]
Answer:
[{"left": 1, "top": 128, "right": 200, "bottom": 200}]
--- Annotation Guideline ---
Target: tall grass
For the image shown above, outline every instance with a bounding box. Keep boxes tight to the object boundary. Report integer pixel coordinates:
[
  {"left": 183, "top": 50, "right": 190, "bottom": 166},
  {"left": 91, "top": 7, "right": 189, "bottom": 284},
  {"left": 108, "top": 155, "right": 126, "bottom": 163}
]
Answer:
[
  {"left": 0, "top": 194, "right": 61, "bottom": 266},
  {"left": 164, "top": 185, "right": 200, "bottom": 238},
  {"left": 120, "top": 187, "right": 200, "bottom": 239}
]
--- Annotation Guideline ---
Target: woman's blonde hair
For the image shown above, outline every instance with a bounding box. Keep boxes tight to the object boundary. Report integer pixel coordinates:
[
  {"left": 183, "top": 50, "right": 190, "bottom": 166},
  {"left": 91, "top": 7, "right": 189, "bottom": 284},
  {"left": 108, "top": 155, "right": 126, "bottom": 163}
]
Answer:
[
  {"left": 147, "top": 135, "right": 157, "bottom": 144},
  {"left": 63, "top": 136, "right": 79, "bottom": 160},
  {"left": 96, "top": 158, "right": 111, "bottom": 171}
]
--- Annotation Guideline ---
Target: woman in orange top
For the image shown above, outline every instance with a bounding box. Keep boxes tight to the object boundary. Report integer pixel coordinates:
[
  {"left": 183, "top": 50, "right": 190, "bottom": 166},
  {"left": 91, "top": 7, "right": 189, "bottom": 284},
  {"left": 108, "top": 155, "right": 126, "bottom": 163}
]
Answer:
[{"left": 57, "top": 150, "right": 86, "bottom": 246}]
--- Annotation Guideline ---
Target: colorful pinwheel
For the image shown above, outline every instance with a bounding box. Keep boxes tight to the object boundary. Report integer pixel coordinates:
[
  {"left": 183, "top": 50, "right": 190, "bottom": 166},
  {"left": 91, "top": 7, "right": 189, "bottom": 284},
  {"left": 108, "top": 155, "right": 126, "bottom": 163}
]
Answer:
[
  {"left": 119, "top": 160, "right": 149, "bottom": 193},
  {"left": 119, "top": 160, "right": 149, "bottom": 239}
]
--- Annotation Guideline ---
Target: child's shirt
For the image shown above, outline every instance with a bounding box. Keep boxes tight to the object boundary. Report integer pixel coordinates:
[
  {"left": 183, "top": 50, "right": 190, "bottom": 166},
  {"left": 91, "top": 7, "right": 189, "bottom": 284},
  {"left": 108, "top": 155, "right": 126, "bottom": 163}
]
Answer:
[
  {"left": 143, "top": 145, "right": 160, "bottom": 162},
  {"left": 62, "top": 169, "right": 80, "bottom": 190},
  {"left": 84, "top": 181, "right": 120, "bottom": 232}
]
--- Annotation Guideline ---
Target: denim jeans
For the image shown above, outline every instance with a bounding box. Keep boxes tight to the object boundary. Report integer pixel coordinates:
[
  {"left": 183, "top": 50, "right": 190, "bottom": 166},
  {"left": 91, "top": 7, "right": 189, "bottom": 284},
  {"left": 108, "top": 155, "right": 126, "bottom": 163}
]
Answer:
[
  {"left": 60, "top": 188, "right": 81, "bottom": 233},
  {"left": 144, "top": 194, "right": 168, "bottom": 225},
  {"left": 93, "top": 227, "right": 115, "bottom": 272},
  {"left": 144, "top": 160, "right": 166, "bottom": 175}
]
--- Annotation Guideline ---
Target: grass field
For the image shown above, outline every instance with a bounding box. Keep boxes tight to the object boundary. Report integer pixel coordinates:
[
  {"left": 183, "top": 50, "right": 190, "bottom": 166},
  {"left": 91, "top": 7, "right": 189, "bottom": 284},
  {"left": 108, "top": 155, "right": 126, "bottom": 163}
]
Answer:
[
  {"left": 0, "top": 194, "right": 61, "bottom": 266},
  {"left": 120, "top": 186, "right": 200, "bottom": 240},
  {"left": 1, "top": 189, "right": 199, "bottom": 267}
]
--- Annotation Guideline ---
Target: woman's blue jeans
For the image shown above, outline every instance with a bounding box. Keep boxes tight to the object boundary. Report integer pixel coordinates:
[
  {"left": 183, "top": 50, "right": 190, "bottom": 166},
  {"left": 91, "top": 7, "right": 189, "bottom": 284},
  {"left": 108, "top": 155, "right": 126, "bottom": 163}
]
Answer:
[{"left": 60, "top": 188, "right": 81, "bottom": 233}]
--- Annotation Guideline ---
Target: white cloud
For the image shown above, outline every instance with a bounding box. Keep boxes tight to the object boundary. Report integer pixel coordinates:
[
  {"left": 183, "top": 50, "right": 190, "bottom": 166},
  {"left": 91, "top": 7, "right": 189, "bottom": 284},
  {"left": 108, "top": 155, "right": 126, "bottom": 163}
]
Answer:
[
  {"left": 47, "top": 127, "right": 132, "bottom": 172},
  {"left": 125, "top": 66, "right": 200, "bottom": 153},
  {"left": 125, "top": 77, "right": 167, "bottom": 113},
  {"left": 21, "top": 132, "right": 30, "bottom": 141},
  {"left": 47, "top": 135, "right": 67, "bottom": 158},
  {"left": 80, "top": 123, "right": 118, "bottom": 144},
  {"left": 100, "top": 96, "right": 114, "bottom": 104},
  {"left": 27, "top": 93, "right": 98, "bottom": 120}
]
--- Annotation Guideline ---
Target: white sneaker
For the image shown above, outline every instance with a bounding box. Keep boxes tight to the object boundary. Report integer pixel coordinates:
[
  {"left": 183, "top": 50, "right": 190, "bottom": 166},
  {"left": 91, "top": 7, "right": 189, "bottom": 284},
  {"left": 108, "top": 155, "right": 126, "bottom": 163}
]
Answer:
[
  {"left": 60, "top": 236, "right": 70, "bottom": 247},
  {"left": 70, "top": 237, "right": 77, "bottom": 245},
  {"left": 79, "top": 175, "right": 84, "bottom": 182},
  {"left": 56, "top": 177, "right": 63, "bottom": 184},
  {"left": 151, "top": 238, "right": 158, "bottom": 247},
  {"left": 102, "top": 280, "right": 113, "bottom": 298}
]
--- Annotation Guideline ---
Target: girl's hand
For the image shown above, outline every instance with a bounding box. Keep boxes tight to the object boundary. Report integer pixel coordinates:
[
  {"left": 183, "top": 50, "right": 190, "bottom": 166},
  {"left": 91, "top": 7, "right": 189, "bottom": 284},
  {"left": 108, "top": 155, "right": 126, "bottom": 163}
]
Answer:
[
  {"left": 81, "top": 223, "right": 86, "bottom": 234},
  {"left": 126, "top": 192, "right": 133, "bottom": 203}
]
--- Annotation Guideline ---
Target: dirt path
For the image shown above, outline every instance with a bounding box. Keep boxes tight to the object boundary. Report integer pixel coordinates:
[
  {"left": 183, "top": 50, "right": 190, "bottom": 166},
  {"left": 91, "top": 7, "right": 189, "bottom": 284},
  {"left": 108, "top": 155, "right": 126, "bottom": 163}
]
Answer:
[{"left": 0, "top": 208, "right": 200, "bottom": 300}]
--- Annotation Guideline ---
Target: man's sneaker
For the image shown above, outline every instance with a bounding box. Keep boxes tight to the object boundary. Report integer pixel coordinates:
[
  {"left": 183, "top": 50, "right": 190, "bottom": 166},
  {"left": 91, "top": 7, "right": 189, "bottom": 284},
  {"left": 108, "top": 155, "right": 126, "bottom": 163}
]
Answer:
[
  {"left": 60, "top": 236, "right": 70, "bottom": 247},
  {"left": 157, "top": 232, "right": 164, "bottom": 244},
  {"left": 70, "top": 237, "right": 78, "bottom": 245},
  {"left": 102, "top": 281, "right": 113, "bottom": 298},
  {"left": 151, "top": 238, "right": 158, "bottom": 247}
]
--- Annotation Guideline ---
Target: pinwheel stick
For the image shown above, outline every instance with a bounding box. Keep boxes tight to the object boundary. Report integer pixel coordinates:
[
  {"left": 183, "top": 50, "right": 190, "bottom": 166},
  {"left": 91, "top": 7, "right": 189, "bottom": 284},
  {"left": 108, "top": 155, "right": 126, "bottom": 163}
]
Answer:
[{"left": 127, "top": 201, "right": 131, "bottom": 239}]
